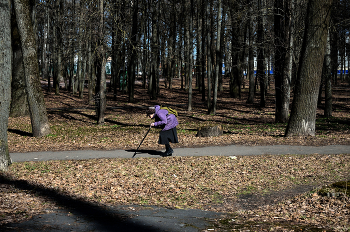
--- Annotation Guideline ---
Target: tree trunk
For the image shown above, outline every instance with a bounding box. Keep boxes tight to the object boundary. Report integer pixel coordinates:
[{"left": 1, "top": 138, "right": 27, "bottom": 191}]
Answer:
[
  {"left": 0, "top": 0, "right": 12, "bottom": 171},
  {"left": 201, "top": 0, "right": 206, "bottom": 102},
  {"left": 14, "top": 0, "right": 51, "bottom": 137},
  {"left": 330, "top": 30, "right": 338, "bottom": 85},
  {"left": 212, "top": 0, "right": 222, "bottom": 115},
  {"left": 184, "top": 7, "right": 189, "bottom": 91},
  {"left": 274, "top": 0, "right": 291, "bottom": 123},
  {"left": 68, "top": 0, "right": 75, "bottom": 92},
  {"left": 169, "top": 3, "right": 176, "bottom": 90},
  {"left": 219, "top": 6, "right": 225, "bottom": 93},
  {"left": 229, "top": 1, "right": 244, "bottom": 99},
  {"left": 206, "top": 2, "right": 212, "bottom": 112},
  {"left": 150, "top": 1, "right": 158, "bottom": 100},
  {"left": 42, "top": 7, "right": 49, "bottom": 92},
  {"left": 128, "top": 0, "right": 138, "bottom": 103},
  {"left": 78, "top": 1, "right": 86, "bottom": 99},
  {"left": 142, "top": 10, "right": 148, "bottom": 89},
  {"left": 247, "top": 3, "right": 255, "bottom": 104},
  {"left": 10, "top": 12, "right": 29, "bottom": 117},
  {"left": 188, "top": 0, "right": 194, "bottom": 112},
  {"left": 257, "top": 0, "right": 266, "bottom": 107},
  {"left": 111, "top": 0, "right": 120, "bottom": 100},
  {"left": 88, "top": 35, "right": 95, "bottom": 105},
  {"left": 96, "top": 0, "right": 106, "bottom": 125},
  {"left": 285, "top": 0, "right": 332, "bottom": 137},
  {"left": 196, "top": 0, "right": 202, "bottom": 92},
  {"left": 53, "top": 0, "right": 63, "bottom": 95},
  {"left": 324, "top": 30, "right": 332, "bottom": 117}
]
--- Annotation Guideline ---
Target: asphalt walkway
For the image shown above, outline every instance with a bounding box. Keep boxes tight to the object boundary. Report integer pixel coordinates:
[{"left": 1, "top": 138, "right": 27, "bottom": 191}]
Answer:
[
  {"left": 4, "top": 145, "right": 350, "bottom": 232},
  {"left": 10, "top": 144, "right": 350, "bottom": 162}
]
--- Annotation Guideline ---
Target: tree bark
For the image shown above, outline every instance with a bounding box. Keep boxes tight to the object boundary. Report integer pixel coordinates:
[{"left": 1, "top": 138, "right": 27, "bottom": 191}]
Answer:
[
  {"left": 78, "top": 0, "right": 85, "bottom": 99},
  {"left": 229, "top": 1, "right": 244, "bottom": 99},
  {"left": 257, "top": 0, "right": 266, "bottom": 107},
  {"left": 0, "top": 0, "right": 12, "bottom": 171},
  {"left": 42, "top": 6, "right": 49, "bottom": 92},
  {"left": 14, "top": 0, "right": 51, "bottom": 137},
  {"left": 96, "top": 0, "right": 107, "bottom": 125},
  {"left": 111, "top": 0, "right": 120, "bottom": 100},
  {"left": 201, "top": 0, "right": 206, "bottom": 102},
  {"left": 247, "top": 3, "right": 255, "bottom": 104},
  {"left": 87, "top": 35, "right": 95, "bottom": 105},
  {"left": 54, "top": 0, "right": 63, "bottom": 95},
  {"left": 212, "top": 0, "right": 222, "bottom": 115},
  {"left": 206, "top": 2, "right": 212, "bottom": 112},
  {"left": 150, "top": 0, "right": 159, "bottom": 100},
  {"left": 285, "top": 0, "right": 332, "bottom": 137},
  {"left": 188, "top": 0, "right": 194, "bottom": 112},
  {"left": 274, "top": 0, "right": 291, "bottom": 123},
  {"left": 10, "top": 12, "right": 29, "bottom": 117},
  {"left": 324, "top": 29, "right": 332, "bottom": 117},
  {"left": 128, "top": 0, "right": 138, "bottom": 103}
]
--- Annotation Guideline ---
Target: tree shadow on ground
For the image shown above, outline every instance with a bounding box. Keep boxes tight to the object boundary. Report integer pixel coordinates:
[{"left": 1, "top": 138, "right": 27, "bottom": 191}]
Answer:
[
  {"left": 126, "top": 149, "right": 165, "bottom": 157},
  {"left": 0, "top": 174, "right": 158, "bottom": 232},
  {"left": 48, "top": 108, "right": 151, "bottom": 129},
  {"left": 7, "top": 129, "right": 33, "bottom": 137}
]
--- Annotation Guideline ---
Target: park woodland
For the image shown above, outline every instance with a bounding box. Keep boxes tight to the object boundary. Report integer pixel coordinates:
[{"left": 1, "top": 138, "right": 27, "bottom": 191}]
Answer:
[{"left": 0, "top": 0, "right": 349, "bottom": 171}]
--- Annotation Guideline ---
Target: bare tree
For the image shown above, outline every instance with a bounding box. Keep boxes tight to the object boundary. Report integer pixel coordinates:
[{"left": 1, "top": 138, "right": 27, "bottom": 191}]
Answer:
[
  {"left": 274, "top": 0, "right": 293, "bottom": 123},
  {"left": 128, "top": 0, "right": 139, "bottom": 103},
  {"left": 10, "top": 12, "right": 28, "bottom": 117},
  {"left": 247, "top": 2, "right": 255, "bottom": 104},
  {"left": 212, "top": 0, "right": 223, "bottom": 115},
  {"left": 53, "top": 0, "right": 63, "bottom": 95},
  {"left": 14, "top": 0, "right": 51, "bottom": 137},
  {"left": 324, "top": 30, "right": 332, "bottom": 117},
  {"left": 286, "top": 0, "right": 333, "bottom": 137},
  {"left": 206, "top": 1, "right": 213, "bottom": 111},
  {"left": 96, "top": 0, "right": 107, "bottom": 125},
  {"left": 188, "top": 0, "right": 194, "bottom": 111},
  {"left": 229, "top": 0, "right": 246, "bottom": 99},
  {"left": 150, "top": 0, "right": 159, "bottom": 100},
  {"left": 257, "top": 0, "right": 267, "bottom": 107},
  {"left": 0, "top": 0, "right": 12, "bottom": 171}
]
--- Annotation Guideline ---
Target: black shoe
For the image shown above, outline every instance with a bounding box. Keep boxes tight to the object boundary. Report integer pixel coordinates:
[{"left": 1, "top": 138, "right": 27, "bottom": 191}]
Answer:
[{"left": 162, "top": 148, "right": 173, "bottom": 157}]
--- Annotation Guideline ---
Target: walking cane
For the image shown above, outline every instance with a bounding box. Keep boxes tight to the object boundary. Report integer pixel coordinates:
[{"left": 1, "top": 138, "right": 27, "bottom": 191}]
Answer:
[{"left": 133, "top": 126, "right": 152, "bottom": 158}]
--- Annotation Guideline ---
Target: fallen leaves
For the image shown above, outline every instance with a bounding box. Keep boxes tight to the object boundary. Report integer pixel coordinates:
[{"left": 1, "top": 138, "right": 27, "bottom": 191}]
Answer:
[
  {"left": 7, "top": 80, "right": 350, "bottom": 153},
  {"left": 236, "top": 192, "right": 350, "bottom": 231},
  {"left": 3, "top": 80, "right": 350, "bottom": 230},
  {"left": 0, "top": 183, "right": 56, "bottom": 225},
  {"left": 1, "top": 154, "right": 350, "bottom": 230}
]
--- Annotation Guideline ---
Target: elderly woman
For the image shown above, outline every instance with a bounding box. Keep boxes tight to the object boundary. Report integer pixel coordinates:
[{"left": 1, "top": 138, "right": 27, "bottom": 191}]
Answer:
[{"left": 148, "top": 105, "right": 179, "bottom": 157}]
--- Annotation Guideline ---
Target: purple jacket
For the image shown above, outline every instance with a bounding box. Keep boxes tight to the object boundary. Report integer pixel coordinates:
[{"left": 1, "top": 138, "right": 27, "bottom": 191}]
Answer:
[{"left": 152, "top": 105, "right": 178, "bottom": 131}]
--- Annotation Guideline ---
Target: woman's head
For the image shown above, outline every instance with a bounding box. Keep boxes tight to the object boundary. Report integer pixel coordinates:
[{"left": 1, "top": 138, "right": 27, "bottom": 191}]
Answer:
[{"left": 146, "top": 106, "right": 155, "bottom": 116}]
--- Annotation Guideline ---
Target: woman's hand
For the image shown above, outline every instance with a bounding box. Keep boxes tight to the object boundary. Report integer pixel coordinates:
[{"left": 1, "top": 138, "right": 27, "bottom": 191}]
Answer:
[{"left": 150, "top": 123, "right": 155, "bottom": 127}]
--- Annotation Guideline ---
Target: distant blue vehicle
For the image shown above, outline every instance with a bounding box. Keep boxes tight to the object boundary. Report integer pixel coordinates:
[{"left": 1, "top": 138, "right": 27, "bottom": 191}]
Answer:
[{"left": 337, "top": 70, "right": 349, "bottom": 75}]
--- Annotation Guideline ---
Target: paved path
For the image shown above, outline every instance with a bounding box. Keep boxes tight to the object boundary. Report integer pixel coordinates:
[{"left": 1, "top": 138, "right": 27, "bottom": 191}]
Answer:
[
  {"left": 10, "top": 144, "right": 350, "bottom": 162},
  {"left": 4, "top": 145, "right": 350, "bottom": 232}
]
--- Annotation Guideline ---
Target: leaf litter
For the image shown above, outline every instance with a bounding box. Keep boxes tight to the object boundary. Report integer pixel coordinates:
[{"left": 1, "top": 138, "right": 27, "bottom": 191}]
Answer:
[
  {"left": 2, "top": 79, "right": 350, "bottom": 230},
  {"left": 1, "top": 154, "right": 350, "bottom": 231}
]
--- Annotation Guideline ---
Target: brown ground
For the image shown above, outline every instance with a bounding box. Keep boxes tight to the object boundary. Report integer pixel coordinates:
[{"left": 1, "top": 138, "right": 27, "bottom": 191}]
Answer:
[{"left": 1, "top": 78, "right": 350, "bottom": 231}]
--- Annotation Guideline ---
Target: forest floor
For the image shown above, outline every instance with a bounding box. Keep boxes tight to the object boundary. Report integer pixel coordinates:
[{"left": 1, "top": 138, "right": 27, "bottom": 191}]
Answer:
[{"left": 1, "top": 78, "right": 350, "bottom": 231}]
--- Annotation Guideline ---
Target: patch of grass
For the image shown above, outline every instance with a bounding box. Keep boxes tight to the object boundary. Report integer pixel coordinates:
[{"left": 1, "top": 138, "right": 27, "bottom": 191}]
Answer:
[
  {"left": 241, "top": 185, "right": 258, "bottom": 195},
  {"left": 318, "top": 180, "right": 350, "bottom": 197},
  {"left": 211, "top": 192, "right": 224, "bottom": 204},
  {"left": 24, "top": 162, "right": 50, "bottom": 173}
]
